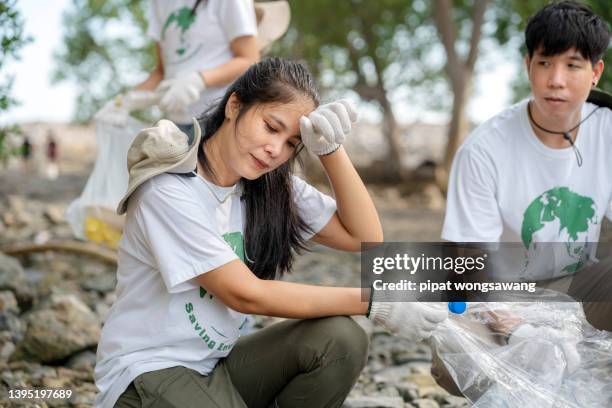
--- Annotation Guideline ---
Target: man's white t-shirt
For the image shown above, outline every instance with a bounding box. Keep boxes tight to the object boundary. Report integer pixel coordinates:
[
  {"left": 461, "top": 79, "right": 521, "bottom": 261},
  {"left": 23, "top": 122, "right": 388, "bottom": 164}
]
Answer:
[
  {"left": 94, "top": 173, "right": 336, "bottom": 408},
  {"left": 442, "top": 100, "right": 612, "bottom": 279},
  {"left": 147, "top": 0, "right": 257, "bottom": 120}
]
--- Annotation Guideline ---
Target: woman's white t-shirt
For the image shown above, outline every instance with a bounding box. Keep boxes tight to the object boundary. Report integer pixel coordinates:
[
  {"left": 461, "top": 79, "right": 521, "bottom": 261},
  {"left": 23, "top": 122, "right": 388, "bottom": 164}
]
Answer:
[
  {"left": 94, "top": 173, "right": 336, "bottom": 408},
  {"left": 147, "top": 0, "right": 258, "bottom": 119}
]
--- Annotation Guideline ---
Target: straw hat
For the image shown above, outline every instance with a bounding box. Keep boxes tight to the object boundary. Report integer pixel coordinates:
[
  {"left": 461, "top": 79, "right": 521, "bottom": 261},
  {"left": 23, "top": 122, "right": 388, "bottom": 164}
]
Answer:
[
  {"left": 254, "top": 1, "right": 291, "bottom": 51},
  {"left": 116, "top": 118, "right": 201, "bottom": 215}
]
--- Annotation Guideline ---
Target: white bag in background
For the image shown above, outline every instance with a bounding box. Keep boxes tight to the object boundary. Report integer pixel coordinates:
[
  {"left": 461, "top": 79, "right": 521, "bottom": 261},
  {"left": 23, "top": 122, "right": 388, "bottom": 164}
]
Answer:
[{"left": 66, "top": 118, "right": 147, "bottom": 248}]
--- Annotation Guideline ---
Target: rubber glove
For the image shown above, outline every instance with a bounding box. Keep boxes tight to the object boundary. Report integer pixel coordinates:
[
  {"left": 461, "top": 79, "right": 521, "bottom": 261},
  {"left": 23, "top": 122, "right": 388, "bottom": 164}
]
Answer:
[
  {"left": 299, "top": 99, "right": 358, "bottom": 156},
  {"left": 94, "top": 90, "right": 159, "bottom": 127},
  {"left": 368, "top": 291, "right": 449, "bottom": 342},
  {"left": 157, "top": 71, "right": 206, "bottom": 114}
]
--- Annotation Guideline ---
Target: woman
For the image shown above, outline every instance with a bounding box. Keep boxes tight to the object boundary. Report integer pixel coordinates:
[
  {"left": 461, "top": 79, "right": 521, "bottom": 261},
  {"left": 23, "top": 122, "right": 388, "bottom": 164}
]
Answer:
[{"left": 94, "top": 58, "right": 447, "bottom": 408}]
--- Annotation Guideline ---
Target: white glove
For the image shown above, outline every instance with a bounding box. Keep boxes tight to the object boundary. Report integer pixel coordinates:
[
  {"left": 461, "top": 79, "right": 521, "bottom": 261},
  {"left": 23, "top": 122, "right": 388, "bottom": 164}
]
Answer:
[
  {"left": 157, "top": 71, "right": 206, "bottom": 114},
  {"left": 299, "top": 99, "right": 358, "bottom": 156},
  {"left": 368, "top": 296, "right": 448, "bottom": 342},
  {"left": 508, "top": 324, "right": 581, "bottom": 374},
  {"left": 94, "top": 90, "right": 159, "bottom": 127},
  {"left": 120, "top": 90, "right": 160, "bottom": 111}
]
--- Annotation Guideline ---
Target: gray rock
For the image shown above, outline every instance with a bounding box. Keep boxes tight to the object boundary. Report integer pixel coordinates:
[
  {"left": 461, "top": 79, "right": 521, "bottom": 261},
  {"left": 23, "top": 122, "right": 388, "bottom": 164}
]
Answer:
[
  {"left": 395, "top": 381, "right": 419, "bottom": 402},
  {"left": 343, "top": 396, "right": 406, "bottom": 408},
  {"left": 66, "top": 350, "right": 97, "bottom": 372},
  {"left": 94, "top": 301, "right": 111, "bottom": 324},
  {"left": 0, "top": 252, "right": 33, "bottom": 305},
  {"left": 373, "top": 365, "right": 412, "bottom": 384},
  {"left": 377, "top": 386, "right": 402, "bottom": 398},
  {"left": 0, "top": 337, "right": 15, "bottom": 362},
  {"left": 0, "top": 313, "right": 25, "bottom": 340},
  {"left": 15, "top": 294, "right": 101, "bottom": 363},
  {"left": 68, "top": 382, "right": 99, "bottom": 406},
  {"left": 412, "top": 399, "right": 440, "bottom": 408},
  {"left": 0, "top": 290, "right": 19, "bottom": 314},
  {"left": 441, "top": 395, "right": 469, "bottom": 407},
  {"left": 80, "top": 272, "right": 116, "bottom": 293},
  {"left": 419, "top": 386, "right": 449, "bottom": 403},
  {"left": 391, "top": 343, "right": 431, "bottom": 365},
  {"left": 43, "top": 205, "right": 65, "bottom": 225}
]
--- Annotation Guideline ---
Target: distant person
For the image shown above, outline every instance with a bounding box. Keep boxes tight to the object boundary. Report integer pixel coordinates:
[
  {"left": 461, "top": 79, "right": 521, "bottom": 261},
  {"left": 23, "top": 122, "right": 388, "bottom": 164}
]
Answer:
[
  {"left": 45, "top": 131, "right": 59, "bottom": 179},
  {"left": 94, "top": 0, "right": 290, "bottom": 135},
  {"left": 21, "top": 135, "right": 32, "bottom": 172}
]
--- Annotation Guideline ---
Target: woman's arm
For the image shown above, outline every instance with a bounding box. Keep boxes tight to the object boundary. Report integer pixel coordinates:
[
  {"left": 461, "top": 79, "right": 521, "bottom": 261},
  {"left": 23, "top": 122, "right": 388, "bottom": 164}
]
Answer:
[
  {"left": 312, "top": 147, "right": 384, "bottom": 252},
  {"left": 195, "top": 259, "right": 369, "bottom": 318},
  {"left": 134, "top": 43, "right": 165, "bottom": 91},
  {"left": 198, "top": 35, "right": 260, "bottom": 88},
  {"left": 195, "top": 258, "right": 447, "bottom": 342}
]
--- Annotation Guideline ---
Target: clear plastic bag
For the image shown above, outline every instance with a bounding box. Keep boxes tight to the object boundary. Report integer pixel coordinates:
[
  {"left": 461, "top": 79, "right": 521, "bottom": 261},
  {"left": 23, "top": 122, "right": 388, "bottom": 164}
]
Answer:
[
  {"left": 431, "top": 290, "right": 612, "bottom": 407},
  {"left": 66, "top": 118, "right": 147, "bottom": 248}
]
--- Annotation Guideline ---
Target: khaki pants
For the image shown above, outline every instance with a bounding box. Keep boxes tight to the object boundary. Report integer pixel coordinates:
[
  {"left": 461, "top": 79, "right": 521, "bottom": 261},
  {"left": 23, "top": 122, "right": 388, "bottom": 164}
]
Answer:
[
  {"left": 431, "top": 256, "right": 612, "bottom": 397},
  {"left": 115, "top": 316, "right": 369, "bottom": 408}
]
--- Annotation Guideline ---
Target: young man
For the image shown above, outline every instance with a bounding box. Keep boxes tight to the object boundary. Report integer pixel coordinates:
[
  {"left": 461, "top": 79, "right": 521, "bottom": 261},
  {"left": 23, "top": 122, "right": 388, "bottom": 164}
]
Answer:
[{"left": 435, "top": 1, "right": 611, "bottom": 396}]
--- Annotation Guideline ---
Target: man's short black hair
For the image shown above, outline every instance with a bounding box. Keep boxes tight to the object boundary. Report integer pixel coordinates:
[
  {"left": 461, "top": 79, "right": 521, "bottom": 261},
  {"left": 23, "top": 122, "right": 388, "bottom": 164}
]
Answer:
[{"left": 525, "top": 1, "right": 610, "bottom": 65}]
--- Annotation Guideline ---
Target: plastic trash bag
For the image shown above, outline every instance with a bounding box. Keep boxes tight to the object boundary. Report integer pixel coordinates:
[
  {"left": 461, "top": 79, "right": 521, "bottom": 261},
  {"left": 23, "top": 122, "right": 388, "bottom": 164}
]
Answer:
[
  {"left": 66, "top": 118, "right": 147, "bottom": 248},
  {"left": 431, "top": 290, "right": 612, "bottom": 407}
]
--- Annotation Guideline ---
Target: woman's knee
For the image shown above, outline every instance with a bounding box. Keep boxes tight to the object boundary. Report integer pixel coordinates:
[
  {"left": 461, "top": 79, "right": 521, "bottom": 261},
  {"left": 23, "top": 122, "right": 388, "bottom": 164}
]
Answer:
[{"left": 307, "top": 316, "right": 369, "bottom": 372}]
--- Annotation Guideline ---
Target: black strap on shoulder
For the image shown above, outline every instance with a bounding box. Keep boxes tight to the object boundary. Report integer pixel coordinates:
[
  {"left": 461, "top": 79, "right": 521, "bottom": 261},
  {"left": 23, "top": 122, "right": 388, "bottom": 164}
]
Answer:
[
  {"left": 168, "top": 169, "right": 198, "bottom": 178},
  {"left": 587, "top": 88, "right": 612, "bottom": 109}
]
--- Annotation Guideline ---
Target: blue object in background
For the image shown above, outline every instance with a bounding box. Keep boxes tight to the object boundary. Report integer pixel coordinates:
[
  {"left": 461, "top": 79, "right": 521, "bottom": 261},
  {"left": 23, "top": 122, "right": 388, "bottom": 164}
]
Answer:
[{"left": 448, "top": 301, "right": 467, "bottom": 314}]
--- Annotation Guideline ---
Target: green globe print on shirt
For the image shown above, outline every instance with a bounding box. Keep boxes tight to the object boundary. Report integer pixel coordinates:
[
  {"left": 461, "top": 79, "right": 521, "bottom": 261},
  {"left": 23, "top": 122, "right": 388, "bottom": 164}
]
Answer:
[
  {"left": 161, "top": 6, "right": 203, "bottom": 63},
  {"left": 199, "top": 231, "right": 246, "bottom": 301},
  {"left": 521, "top": 187, "right": 597, "bottom": 274}
]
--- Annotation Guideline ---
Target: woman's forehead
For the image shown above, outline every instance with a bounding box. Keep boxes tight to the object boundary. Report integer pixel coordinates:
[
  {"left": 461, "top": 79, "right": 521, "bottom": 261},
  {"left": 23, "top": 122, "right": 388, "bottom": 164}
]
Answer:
[{"left": 260, "top": 97, "right": 315, "bottom": 118}]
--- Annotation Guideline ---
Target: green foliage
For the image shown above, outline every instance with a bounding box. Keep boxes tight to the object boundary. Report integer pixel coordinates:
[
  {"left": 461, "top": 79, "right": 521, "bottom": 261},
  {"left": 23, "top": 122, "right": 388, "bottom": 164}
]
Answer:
[
  {"left": 52, "top": 0, "right": 155, "bottom": 122},
  {"left": 274, "top": 0, "right": 537, "bottom": 117},
  {"left": 274, "top": 0, "right": 453, "bottom": 112},
  {"left": 0, "top": 0, "right": 32, "bottom": 160}
]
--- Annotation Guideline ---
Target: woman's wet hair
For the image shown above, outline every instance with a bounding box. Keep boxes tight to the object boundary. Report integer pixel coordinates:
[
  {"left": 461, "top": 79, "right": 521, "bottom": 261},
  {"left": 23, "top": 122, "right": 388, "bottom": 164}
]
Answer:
[
  {"left": 525, "top": 1, "right": 610, "bottom": 64},
  {"left": 197, "top": 57, "right": 320, "bottom": 280}
]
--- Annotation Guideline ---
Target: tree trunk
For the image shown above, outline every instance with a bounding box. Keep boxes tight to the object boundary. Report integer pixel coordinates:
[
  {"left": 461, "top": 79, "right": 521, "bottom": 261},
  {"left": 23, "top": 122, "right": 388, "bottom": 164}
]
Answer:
[
  {"left": 433, "top": 0, "right": 489, "bottom": 193},
  {"left": 437, "top": 73, "right": 473, "bottom": 191},
  {"left": 379, "top": 91, "right": 404, "bottom": 180}
]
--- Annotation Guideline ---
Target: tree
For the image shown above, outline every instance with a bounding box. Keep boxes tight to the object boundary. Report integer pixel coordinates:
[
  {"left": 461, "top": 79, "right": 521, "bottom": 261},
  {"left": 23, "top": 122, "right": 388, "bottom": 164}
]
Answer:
[
  {"left": 432, "top": 0, "right": 490, "bottom": 190},
  {"left": 276, "top": 0, "right": 441, "bottom": 180},
  {"left": 0, "top": 0, "right": 32, "bottom": 161},
  {"left": 52, "top": 0, "right": 154, "bottom": 123},
  {"left": 280, "top": 1, "right": 502, "bottom": 186}
]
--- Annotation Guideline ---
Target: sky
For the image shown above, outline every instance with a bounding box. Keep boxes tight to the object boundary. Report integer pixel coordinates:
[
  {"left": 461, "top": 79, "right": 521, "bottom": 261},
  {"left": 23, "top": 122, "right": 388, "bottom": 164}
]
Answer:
[{"left": 2, "top": 0, "right": 519, "bottom": 126}]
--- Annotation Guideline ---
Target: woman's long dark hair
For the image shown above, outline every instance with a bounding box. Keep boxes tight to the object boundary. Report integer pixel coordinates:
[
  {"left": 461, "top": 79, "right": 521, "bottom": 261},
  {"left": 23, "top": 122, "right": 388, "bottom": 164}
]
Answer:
[{"left": 197, "top": 58, "right": 320, "bottom": 280}]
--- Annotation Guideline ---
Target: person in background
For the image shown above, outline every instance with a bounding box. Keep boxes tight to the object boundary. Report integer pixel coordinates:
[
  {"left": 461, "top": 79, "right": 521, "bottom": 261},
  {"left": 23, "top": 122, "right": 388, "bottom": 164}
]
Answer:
[
  {"left": 20, "top": 134, "right": 32, "bottom": 172},
  {"left": 45, "top": 130, "right": 59, "bottom": 179},
  {"left": 95, "top": 1, "right": 290, "bottom": 133}
]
